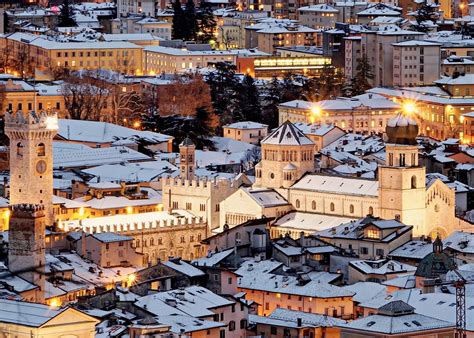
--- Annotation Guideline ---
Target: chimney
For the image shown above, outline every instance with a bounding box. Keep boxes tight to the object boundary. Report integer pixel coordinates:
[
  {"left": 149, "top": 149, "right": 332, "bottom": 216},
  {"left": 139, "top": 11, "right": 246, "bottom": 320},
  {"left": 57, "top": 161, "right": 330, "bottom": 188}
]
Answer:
[{"left": 395, "top": 214, "right": 401, "bottom": 222}]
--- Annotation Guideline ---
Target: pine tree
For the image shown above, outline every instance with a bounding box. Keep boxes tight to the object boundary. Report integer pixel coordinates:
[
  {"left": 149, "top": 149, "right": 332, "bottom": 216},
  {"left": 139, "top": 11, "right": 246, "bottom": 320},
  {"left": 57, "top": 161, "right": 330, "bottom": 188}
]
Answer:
[
  {"left": 413, "top": 2, "right": 438, "bottom": 33},
  {"left": 197, "top": 1, "right": 216, "bottom": 44},
  {"left": 172, "top": 0, "right": 185, "bottom": 39},
  {"left": 235, "top": 74, "right": 262, "bottom": 122},
  {"left": 184, "top": 0, "right": 197, "bottom": 40},
  {"left": 352, "top": 55, "right": 374, "bottom": 95},
  {"left": 206, "top": 62, "right": 240, "bottom": 126},
  {"left": 58, "top": 0, "right": 76, "bottom": 27},
  {"left": 261, "top": 76, "right": 282, "bottom": 128}
]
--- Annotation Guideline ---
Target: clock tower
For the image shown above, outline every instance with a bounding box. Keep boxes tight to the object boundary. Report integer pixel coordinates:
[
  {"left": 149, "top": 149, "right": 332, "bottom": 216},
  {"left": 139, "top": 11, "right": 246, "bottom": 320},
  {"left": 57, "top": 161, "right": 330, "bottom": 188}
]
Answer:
[{"left": 5, "top": 111, "right": 58, "bottom": 225}]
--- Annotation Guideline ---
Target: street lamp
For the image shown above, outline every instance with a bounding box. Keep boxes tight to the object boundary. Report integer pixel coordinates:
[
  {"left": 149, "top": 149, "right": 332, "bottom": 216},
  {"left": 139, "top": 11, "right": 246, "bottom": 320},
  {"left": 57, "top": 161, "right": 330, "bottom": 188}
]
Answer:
[
  {"left": 402, "top": 101, "right": 417, "bottom": 115},
  {"left": 310, "top": 105, "right": 322, "bottom": 124}
]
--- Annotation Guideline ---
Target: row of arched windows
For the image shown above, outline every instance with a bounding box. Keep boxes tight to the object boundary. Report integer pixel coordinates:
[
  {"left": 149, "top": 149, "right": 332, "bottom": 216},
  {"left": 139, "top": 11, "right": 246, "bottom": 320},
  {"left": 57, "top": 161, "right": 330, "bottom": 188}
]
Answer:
[{"left": 294, "top": 199, "right": 374, "bottom": 215}]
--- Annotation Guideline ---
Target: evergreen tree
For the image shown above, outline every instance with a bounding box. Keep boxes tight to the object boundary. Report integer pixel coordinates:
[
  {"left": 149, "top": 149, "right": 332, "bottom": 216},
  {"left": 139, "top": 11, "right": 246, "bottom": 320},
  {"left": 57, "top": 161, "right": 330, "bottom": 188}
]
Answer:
[
  {"left": 184, "top": 0, "right": 197, "bottom": 40},
  {"left": 413, "top": 2, "right": 438, "bottom": 33},
  {"left": 261, "top": 76, "right": 282, "bottom": 128},
  {"left": 280, "top": 72, "right": 302, "bottom": 102},
  {"left": 301, "top": 76, "right": 321, "bottom": 101},
  {"left": 196, "top": 1, "right": 216, "bottom": 44},
  {"left": 172, "top": 0, "right": 185, "bottom": 39},
  {"left": 235, "top": 74, "right": 262, "bottom": 122},
  {"left": 352, "top": 55, "right": 374, "bottom": 95},
  {"left": 58, "top": 0, "right": 76, "bottom": 27},
  {"left": 206, "top": 62, "right": 240, "bottom": 126}
]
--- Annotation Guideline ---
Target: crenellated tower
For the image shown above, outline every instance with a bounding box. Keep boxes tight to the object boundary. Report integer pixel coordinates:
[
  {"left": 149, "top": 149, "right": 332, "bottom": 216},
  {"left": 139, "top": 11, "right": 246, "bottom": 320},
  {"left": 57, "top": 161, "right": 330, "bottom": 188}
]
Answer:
[{"left": 4, "top": 111, "right": 58, "bottom": 225}]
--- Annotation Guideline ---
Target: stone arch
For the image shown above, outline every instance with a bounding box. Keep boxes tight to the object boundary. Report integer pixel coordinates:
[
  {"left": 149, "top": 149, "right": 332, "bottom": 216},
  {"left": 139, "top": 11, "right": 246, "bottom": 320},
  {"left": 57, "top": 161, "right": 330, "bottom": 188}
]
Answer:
[{"left": 429, "top": 226, "right": 448, "bottom": 240}]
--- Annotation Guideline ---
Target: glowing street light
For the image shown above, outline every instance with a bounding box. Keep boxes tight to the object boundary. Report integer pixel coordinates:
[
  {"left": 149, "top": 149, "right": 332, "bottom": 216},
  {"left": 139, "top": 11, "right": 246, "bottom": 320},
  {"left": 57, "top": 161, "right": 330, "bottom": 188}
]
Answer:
[
  {"left": 126, "top": 273, "right": 137, "bottom": 287},
  {"left": 310, "top": 106, "right": 322, "bottom": 123},
  {"left": 402, "top": 101, "right": 417, "bottom": 115}
]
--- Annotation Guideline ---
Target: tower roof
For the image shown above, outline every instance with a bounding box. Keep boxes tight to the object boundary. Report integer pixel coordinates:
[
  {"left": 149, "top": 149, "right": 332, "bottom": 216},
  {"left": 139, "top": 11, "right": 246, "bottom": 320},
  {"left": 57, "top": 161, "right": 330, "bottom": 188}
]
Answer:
[
  {"left": 386, "top": 113, "right": 418, "bottom": 145},
  {"left": 180, "top": 137, "right": 195, "bottom": 147},
  {"left": 262, "top": 121, "right": 314, "bottom": 146}
]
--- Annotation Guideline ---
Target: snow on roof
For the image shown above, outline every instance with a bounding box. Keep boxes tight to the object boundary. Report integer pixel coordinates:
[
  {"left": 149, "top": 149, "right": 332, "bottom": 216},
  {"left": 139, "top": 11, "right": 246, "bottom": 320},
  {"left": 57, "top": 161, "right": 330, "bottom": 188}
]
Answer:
[
  {"left": 192, "top": 249, "right": 234, "bottom": 267},
  {"left": 243, "top": 187, "right": 290, "bottom": 207},
  {"left": 273, "top": 212, "right": 355, "bottom": 232},
  {"left": 59, "top": 209, "right": 196, "bottom": 233},
  {"left": 53, "top": 195, "right": 90, "bottom": 209},
  {"left": 425, "top": 173, "right": 471, "bottom": 193},
  {"left": 102, "top": 33, "right": 162, "bottom": 41},
  {"left": 0, "top": 272, "right": 38, "bottom": 293},
  {"left": 382, "top": 275, "right": 416, "bottom": 289},
  {"left": 54, "top": 144, "right": 150, "bottom": 169},
  {"left": 349, "top": 259, "right": 416, "bottom": 275},
  {"left": 54, "top": 252, "right": 137, "bottom": 287},
  {"left": 340, "top": 312, "right": 453, "bottom": 334},
  {"left": 0, "top": 299, "right": 73, "bottom": 327},
  {"left": 81, "top": 160, "right": 177, "bottom": 182},
  {"left": 298, "top": 4, "right": 339, "bottom": 12},
  {"left": 343, "top": 282, "right": 387, "bottom": 303},
  {"left": 361, "top": 289, "right": 474, "bottom": 331},
  {"left": 389, "top": 240, "right": 433, "bottom": 260},
  {"left": 392, "top": 40, "right": 441, "bottom": 47},
  {"left": 91, "top": 232, "right": 133, "bottom": 243},
  {"left": 262, "top": 121, "right": 314, "bottom": 146},
  {"left": 75, "top": 194, "right": 161, "bottom": 210},
  {"left": 58, "top": 119, "right": 172, "bottom": 144},
  {"left": 291, "top": 174, "right": 379, "bottom": 197},
  {"left": 224, "top": 121, "right": 268, "bottom": 129},
  {"left": 158, "top": 314, "right": 225, "bottom": 333},
  {"left": 30, "top": 38, "right": 142, "bottom": 50},
  {"left": 435, "top": 74, "right": 474, "bottom": 85},
  {"left": 250, "top": 308, "right": 346, "bottom": 328},
  {"left": 317, "top": 217, "right": 410, "bottom": 241},
  {"left": 144, "top": 45, "right": 236, "bottom": 56},
  {"left": 293, "top": 122, "right": 342, "bottom": 137},
  {"left": 234, "top": 259, "right": 283, "bottom": 276},
  {"left": 135, "top": 285, "right": 234, "bottom": 318},
  {"left": 237, "top": 266, "right": 354, "bottom": 298},
  {"left": 210, "top": 136, "right": 257, "bottom": 153},
  {"left": 357, "top": 3, "right": 401, "bottom": 16},
  {"left": 163, "top": 259, "right": 205, "bottom": 278},
  {"left": 444, "top": 231, "right": 474, "bottom": 254}
]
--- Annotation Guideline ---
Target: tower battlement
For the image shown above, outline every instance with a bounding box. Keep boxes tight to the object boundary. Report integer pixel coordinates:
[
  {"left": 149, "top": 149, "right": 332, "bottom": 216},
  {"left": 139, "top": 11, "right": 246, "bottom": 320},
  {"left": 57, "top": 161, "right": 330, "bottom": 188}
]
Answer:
[
  {"left": 162, "top": 176, "right": 237, "bottom": 191},
  {"left": 4, "top": 111, "right": 58, "bottom": 132},
  {"left": 11, "top": 204, "right": 45, "bottom": 218}
]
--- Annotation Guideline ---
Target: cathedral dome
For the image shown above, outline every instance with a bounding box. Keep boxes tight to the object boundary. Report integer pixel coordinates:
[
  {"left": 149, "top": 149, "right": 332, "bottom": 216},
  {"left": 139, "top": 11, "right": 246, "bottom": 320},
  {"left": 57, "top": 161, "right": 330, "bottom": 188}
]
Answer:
[{"left": 386, "top": 113, "right": 418, "bottom": 145}]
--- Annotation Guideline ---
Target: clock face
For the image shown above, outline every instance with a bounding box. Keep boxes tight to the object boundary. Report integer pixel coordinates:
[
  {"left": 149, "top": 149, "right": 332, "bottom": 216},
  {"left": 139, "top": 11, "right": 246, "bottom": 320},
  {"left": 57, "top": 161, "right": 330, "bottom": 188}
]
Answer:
[{"left": 36, "top": 160, "right": 47, "bottom": 174}]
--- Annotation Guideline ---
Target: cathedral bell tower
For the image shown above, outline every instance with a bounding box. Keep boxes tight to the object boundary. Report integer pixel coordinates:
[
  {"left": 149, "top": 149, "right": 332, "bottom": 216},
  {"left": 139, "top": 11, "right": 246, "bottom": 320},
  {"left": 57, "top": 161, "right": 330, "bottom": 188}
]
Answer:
[
  {"left": 378, "top": 113, "right": 426, "bottom": 236},
  {"left": 5, "top": 111, "right": 58, "bottom": 226}
]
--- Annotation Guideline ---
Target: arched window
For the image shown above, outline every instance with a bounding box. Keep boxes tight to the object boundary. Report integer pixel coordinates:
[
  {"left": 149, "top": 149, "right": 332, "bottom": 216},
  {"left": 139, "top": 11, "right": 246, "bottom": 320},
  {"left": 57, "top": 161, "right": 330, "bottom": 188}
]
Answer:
[
  {"left": 411, "top": 175, "right": 417, "bottom": 189},
  {"left": 368, "top": 206, "right": 374, "bottom": 215},
  {"left": 37, "top": 143, "right": 45, "bottom": 157},
  {"left": 16, "top": 142, "right": 24, "bottom": 157},
  {"left": 349, "top": 204, "right": 354, "bottom": 214},
  {"left": 330, "top": 203, "right": 335, "bottom": 212},
  {"left": 295, "top": 199, "right": 300, "bottom": 208},
  {"left": 311, "top": 201, "right": 316, "bottom": 210},
  {"left": 235, "top": 232, "right": 241, "bottom": 245}
]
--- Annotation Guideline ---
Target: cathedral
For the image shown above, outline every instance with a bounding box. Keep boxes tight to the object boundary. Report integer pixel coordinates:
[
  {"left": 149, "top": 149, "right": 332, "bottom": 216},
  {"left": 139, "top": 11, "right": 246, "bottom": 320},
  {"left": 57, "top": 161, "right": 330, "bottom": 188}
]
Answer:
[{"left": 225, "top": 114, "right": 470, "bottom": 238}]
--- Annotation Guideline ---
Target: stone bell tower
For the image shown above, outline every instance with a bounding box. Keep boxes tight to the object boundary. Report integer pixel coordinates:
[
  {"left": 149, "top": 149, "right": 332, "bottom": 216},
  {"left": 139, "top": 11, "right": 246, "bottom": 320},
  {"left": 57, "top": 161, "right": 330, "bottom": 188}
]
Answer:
[
  {"left": 378, "top": 113, "right": 426, "bottom": 236},
  {"left": 8, "top": 204, "right": 46, "bottom": 303},
  {"left": 179, "top": 137, "right": 195, "bottom": 181},
  {"left": 4, "top": 111, "right": 58, "bottom": 225}
]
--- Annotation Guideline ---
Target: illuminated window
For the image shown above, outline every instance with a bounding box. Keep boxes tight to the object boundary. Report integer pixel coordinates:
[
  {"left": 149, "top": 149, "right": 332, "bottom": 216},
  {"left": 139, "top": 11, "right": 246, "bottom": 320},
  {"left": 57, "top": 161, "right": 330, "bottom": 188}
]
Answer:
[{"left": 367, "top": 229, "right": 380, "bottom": 239}]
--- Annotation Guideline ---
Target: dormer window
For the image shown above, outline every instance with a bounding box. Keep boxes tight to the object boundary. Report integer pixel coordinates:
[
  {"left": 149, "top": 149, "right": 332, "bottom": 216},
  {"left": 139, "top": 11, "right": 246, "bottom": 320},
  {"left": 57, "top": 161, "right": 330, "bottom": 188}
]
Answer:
[{"left": 367, "top": 229, "right": 380, "bottom": 239}]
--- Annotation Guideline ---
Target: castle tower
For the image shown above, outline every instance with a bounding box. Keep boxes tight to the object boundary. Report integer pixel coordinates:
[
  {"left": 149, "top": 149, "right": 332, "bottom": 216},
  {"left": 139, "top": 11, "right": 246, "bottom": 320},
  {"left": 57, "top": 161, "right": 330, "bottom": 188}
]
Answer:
[
  {"left": 179, "top": 137, "right": 195, "bottom": 180},
  {"left": 255, "top": 121, "right": 315, "bottom": 189},
  {"left": 378, "top": 113, "right": 426, "bottom": 236},
  {"left": 4, "top": 111, "right": 58, "bottom": 225},
  {"left": 8, "top": 204, "right": 46, "bottom": 303}
]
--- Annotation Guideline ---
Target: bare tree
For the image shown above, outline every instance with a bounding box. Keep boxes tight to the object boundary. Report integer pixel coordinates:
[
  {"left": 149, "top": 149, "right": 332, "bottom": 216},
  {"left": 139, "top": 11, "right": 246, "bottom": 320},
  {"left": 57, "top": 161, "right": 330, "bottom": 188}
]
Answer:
[{"left": 61, "top": 72, "right": 109, "bottom": 120}]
